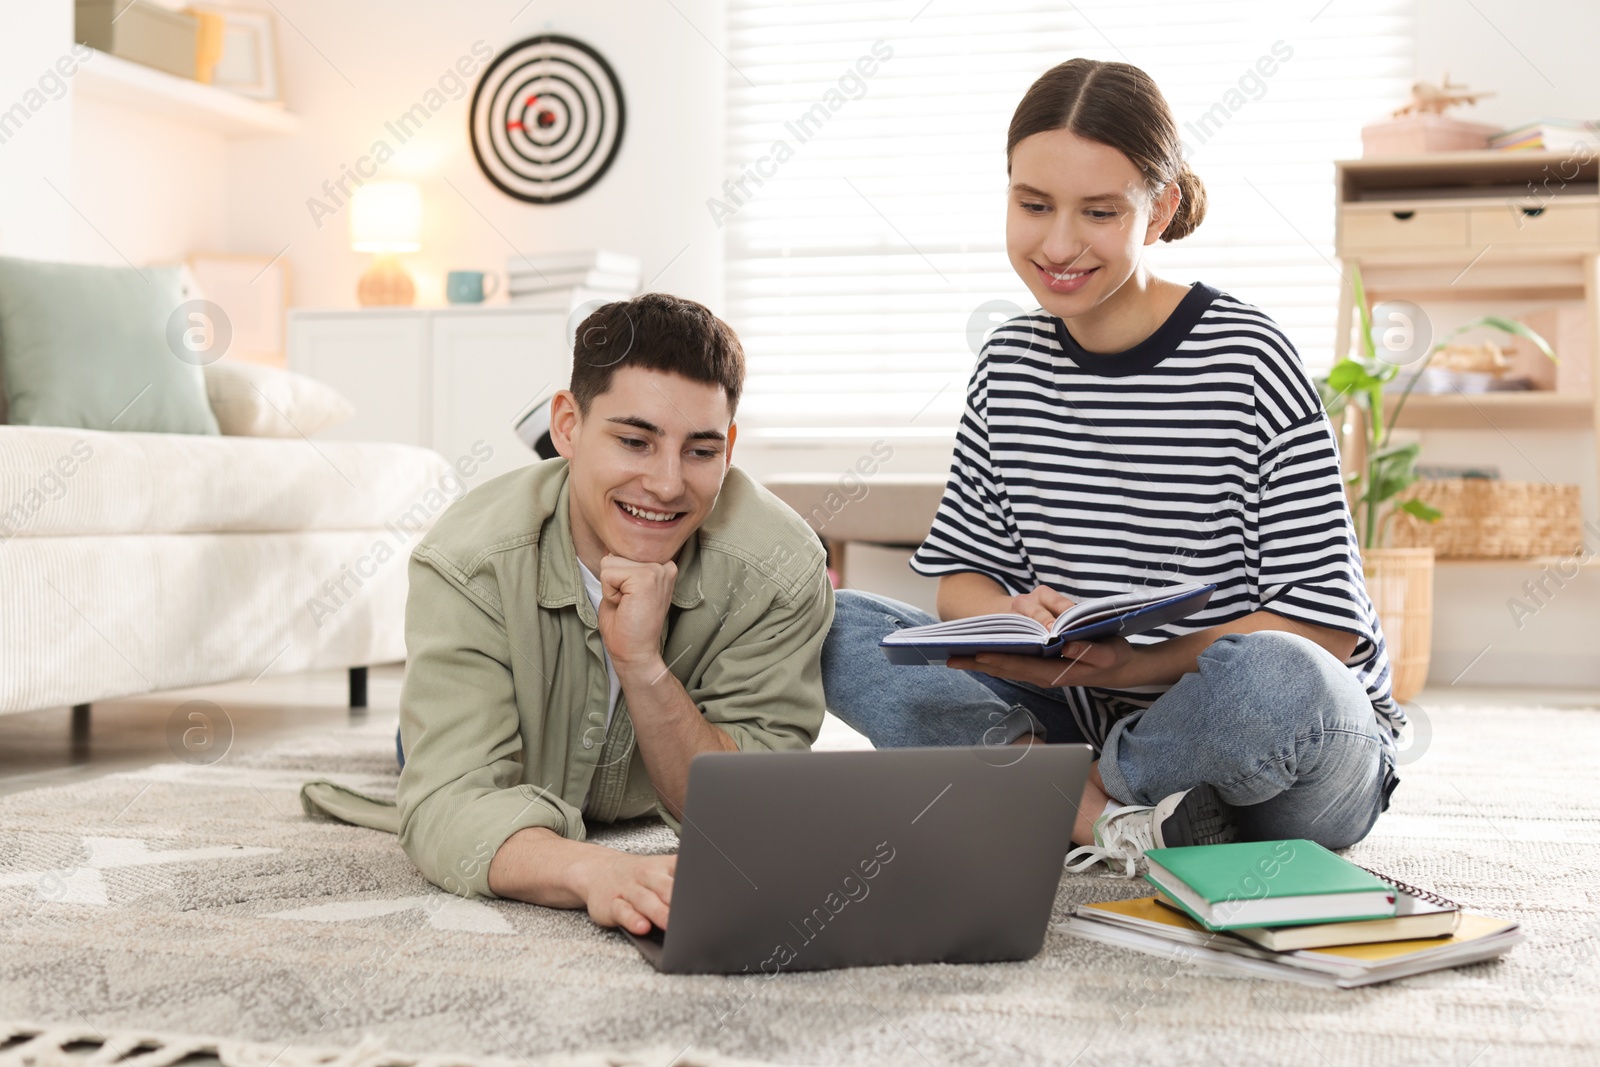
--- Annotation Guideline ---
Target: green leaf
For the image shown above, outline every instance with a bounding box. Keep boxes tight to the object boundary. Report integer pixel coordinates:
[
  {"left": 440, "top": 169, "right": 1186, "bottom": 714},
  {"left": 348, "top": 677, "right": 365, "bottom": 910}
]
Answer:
[
  {"left": 1366, "top": 442, "right": 1420, "bottom": 507},
  {"left": 1370, "top": 442, "right": 1420, "bottom": 459},
  {"left": 1398, "top": 497, "right": 1443, "bottom": 523},
  {"left": 1366, "top": 383, "right": 1388, "bottom": 447},
  {"left": 1370, "top": 473, "right": 1416, "bottom": 506},
  {"left": 1352, "top": 266, "right": 1375, "bottom": 363},
  {"left": 1327, "top": 359, "right": 1380, "bottom": 393}
]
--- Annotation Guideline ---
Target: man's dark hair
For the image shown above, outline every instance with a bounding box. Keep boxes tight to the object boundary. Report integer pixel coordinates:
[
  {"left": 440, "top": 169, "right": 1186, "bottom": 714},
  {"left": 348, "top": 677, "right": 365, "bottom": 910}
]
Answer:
[{"left": 569, "top": 292, "right": 746, "bottom": 417}]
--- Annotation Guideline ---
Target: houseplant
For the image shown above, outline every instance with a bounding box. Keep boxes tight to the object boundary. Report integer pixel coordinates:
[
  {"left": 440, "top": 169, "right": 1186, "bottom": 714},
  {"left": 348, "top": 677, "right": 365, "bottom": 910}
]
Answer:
[{"left": 1316, "top": 265, "right": 1556, "bottom": 701}]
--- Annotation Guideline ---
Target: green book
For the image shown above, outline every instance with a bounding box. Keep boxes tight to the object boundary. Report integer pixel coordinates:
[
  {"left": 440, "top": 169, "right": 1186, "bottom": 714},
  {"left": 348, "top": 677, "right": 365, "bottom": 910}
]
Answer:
[{"left": 1143, "top": 840, "right": 1398, "bottom": 931}]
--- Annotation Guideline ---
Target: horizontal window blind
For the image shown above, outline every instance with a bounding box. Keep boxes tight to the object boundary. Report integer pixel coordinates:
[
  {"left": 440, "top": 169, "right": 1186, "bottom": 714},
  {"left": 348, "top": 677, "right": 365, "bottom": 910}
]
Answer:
[{"left": 722, "top": 0, "right": 1414, "bottom": 437}]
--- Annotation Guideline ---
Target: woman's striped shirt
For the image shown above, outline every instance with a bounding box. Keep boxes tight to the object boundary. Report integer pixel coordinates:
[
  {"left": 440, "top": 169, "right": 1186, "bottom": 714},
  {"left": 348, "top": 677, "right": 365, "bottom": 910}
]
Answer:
[{"left": 910, "top": 281, "right": 1404, "bottom": 752}]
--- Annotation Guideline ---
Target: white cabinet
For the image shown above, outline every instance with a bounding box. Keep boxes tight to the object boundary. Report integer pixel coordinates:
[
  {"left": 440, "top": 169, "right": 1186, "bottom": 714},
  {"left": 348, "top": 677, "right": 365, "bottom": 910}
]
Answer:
[{"left": 289, "top": 306, "right": 570, "bottom": 481}]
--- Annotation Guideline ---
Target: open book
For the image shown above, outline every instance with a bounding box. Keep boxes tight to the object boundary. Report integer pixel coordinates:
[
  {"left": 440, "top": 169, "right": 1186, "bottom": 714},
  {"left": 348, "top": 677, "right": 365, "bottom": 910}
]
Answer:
[{"left": 879, "top": 582, "right": 1215, "bottom": 666}]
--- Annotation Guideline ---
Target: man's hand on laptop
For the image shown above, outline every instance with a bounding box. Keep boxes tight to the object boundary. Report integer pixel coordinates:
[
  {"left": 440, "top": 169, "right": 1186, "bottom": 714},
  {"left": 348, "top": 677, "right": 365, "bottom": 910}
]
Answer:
[
  {"left": 578, "top": 848, "right": 677, "bottom": 934},
  {"left": 488, "top": 827, "right": 676, "bottom": 934}
]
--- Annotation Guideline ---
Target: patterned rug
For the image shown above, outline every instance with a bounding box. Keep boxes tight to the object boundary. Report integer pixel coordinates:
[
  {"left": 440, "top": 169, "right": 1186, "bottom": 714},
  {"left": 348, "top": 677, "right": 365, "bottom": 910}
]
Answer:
[{"left": 3, "top": 704, "right": 1599, "bottom": 1066}]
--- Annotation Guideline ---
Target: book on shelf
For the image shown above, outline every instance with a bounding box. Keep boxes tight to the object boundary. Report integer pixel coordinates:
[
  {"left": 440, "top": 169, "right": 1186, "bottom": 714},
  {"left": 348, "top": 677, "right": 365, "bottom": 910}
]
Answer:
[
  {"left": 507, "top": 268, "right": 640, "bottom": 295},
  {"left": 1065, "top": 895, "right": 1520, "bottom": 989},
  {"left": 877, "top": 582, "right": 1214, "bottom": 666},
  {"left": 1143, "top": 840, "right": 1397, "bottom": 930},
  {"left": 506, "top": 286, "right": 634, "bottom": 311},
  {"left": 1213, "top": 865, "right": 1461, "bottom": 951},
  {"left": 1490, "top": 119, "right": 1600, "bottom": 153},
  {"left": 506, "top": 250, "right": 642, "bottom": 277}
]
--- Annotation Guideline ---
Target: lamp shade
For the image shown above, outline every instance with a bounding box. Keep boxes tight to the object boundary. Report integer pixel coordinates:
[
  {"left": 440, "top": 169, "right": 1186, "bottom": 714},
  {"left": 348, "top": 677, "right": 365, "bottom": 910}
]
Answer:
[{"left": 350, "top": 182, "right": 422, "bottom": 253}]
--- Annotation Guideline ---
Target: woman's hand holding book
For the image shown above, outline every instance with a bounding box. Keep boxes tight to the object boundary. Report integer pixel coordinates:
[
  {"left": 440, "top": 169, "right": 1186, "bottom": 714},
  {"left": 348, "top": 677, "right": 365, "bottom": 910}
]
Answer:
[
  {"left": 891, "top": 581, "right": 1215, "bottom": 685},
  {"left": 948, "top": 635, "right": 1142, "bottom": 690}
]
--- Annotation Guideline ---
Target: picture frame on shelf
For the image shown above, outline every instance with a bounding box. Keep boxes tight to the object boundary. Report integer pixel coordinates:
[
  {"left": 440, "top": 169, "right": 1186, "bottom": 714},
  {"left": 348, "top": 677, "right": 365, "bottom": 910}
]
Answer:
[{"left": 197, "top": 7, "right": 281, "bottom": 103}]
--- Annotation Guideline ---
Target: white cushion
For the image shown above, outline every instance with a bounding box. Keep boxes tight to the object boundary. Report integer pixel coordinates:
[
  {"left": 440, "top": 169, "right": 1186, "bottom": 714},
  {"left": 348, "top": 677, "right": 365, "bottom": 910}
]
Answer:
[{"left": 203, "top": 360, "right": 355, "bottom": 438}]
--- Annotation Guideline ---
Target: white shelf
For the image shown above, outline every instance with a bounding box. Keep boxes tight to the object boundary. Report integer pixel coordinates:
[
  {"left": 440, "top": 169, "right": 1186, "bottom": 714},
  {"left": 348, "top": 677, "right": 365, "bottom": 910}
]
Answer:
[{"left": 74, "top": 50, "right": 298, "bottom": 137}]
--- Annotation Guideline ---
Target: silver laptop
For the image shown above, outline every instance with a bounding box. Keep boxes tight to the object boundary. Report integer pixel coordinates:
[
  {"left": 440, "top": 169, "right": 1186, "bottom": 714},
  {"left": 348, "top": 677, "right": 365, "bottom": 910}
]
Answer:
[{"left": 625, "top": 744, "right": 1093, "bottom": 974}]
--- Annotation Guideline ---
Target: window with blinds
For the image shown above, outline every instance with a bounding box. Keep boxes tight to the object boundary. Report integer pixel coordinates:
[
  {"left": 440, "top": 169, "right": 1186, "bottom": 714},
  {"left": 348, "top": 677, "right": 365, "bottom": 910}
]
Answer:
[{"left": 722, "top": 0, "right": 1414, "bottom": 439}]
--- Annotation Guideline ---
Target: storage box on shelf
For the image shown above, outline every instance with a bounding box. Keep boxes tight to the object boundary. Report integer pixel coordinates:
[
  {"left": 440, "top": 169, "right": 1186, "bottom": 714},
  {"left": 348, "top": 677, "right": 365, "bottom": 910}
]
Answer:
[{"left": 1391, "top": 480, "right": 1584, "bottom": 558}]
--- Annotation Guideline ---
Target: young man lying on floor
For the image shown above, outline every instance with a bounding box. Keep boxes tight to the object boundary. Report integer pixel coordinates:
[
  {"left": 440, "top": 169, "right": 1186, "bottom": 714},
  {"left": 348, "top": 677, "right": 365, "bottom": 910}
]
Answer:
[{"left": 300, "top": 293, "right": 834, "bottom": 935}]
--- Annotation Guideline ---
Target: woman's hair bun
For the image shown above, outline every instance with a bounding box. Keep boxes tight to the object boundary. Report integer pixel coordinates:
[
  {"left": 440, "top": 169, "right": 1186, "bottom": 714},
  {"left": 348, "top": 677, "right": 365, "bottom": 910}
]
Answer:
[{"left": 1159, "top": 164, "right": 1208, "bottom": 243}]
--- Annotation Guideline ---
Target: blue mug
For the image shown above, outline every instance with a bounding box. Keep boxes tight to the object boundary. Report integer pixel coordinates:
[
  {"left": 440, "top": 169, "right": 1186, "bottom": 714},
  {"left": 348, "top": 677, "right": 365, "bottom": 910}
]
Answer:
[{"left": 446, "top": 270, "right": 500, "bottom": 304}]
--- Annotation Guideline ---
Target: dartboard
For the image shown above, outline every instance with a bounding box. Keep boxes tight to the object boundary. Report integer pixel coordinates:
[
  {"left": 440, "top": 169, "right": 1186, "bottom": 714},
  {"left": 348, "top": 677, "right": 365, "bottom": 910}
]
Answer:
[{"left": 469, "top": 35, "right": 626, "bottom": 204}]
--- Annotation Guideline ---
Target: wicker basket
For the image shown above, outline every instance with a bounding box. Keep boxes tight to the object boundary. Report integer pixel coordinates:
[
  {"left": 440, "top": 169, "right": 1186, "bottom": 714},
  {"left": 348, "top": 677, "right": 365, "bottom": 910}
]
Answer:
[
  {"left": 1362, "top": 548, "right": 1434, "bottom": 704},
  {"left": 1390, "top": 479, "right": 1583, "bottom": 558}
]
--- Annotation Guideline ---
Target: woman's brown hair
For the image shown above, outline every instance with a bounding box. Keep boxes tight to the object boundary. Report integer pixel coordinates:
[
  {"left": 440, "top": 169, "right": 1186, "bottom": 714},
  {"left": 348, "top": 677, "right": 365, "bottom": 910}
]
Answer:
[{"left": 1007, "top": 59, "right": 1206, "bottom": 242}]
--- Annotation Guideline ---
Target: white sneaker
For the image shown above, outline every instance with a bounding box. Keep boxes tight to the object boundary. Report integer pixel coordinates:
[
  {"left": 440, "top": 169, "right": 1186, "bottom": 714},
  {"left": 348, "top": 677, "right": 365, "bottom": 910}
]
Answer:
[{"left": 1064, "top": 784, "right": 1238, "bottom": 878}]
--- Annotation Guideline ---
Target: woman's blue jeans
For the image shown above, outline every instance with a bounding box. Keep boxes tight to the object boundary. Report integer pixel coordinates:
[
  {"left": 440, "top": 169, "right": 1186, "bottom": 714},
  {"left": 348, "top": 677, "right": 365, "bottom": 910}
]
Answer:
[{"left": 821, "top": 589, "right": 1396, "bottom": 850}]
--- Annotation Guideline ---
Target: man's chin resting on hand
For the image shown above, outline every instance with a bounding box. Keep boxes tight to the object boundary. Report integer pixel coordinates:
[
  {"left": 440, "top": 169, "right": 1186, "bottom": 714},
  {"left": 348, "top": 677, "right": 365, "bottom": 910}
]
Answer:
[{"left": 389, "top": 294, "right": 834, "bottom": 936}]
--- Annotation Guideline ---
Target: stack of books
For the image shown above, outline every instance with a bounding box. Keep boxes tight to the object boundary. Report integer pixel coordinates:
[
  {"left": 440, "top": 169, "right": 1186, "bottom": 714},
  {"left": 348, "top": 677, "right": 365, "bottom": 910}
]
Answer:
[
  {"left": 1065, "top": 840, "right": 1521, "bottom": 988},
  {"left": 506, "top": 250, "right": 642, "bottom": 310},
  {"left": 1490, "top": 119, "right": 1600, "bottom": 153}
]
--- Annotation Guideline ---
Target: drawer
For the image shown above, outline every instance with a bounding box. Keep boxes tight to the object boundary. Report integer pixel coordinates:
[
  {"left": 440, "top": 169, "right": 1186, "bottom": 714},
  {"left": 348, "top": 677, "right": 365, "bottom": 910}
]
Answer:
[
  {"left": 1339, "top": 207, "right": 1468, "bottom": 253},
  {"left": 1469, "top": 203, "right": 1600, "bottom": 247}
]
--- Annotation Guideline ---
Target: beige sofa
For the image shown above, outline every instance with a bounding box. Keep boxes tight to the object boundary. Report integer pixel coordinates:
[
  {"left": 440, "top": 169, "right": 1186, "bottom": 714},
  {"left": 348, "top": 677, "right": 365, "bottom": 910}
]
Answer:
[{"left": 0, "top": 423, "right": 453, "bottom": 716}]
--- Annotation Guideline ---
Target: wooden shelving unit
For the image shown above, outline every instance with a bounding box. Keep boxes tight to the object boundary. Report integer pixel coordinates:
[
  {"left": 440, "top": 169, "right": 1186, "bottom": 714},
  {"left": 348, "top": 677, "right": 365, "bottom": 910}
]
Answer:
[
  {"left": 1333, "top": 151, "right": 1600, "bottom": 546},
  {"left": 1437, "top": 555, "right": 1600, "bottom": 567},
  {"left": 1388, "top": 392, "right": 1592, "bottom": 431},
  {"left": 74, "top": 50, "right": 298, "bottom": 137}
]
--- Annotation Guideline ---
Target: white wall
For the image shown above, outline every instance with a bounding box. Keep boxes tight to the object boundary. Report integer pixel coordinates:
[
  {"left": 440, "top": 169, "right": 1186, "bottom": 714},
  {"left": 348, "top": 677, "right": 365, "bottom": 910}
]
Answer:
[
  {"left": 21, "top": 0, "right": 724, "bottom": 299},
  {"left": 1414, "top": 0, "right": 1600, "bottom": 126},
  {"left": 0, "top": 1, "right": 76, "bottom": 256},
  {"left": 0, "top": 0, "right": 232, "bottom": 267},
  {"left": 220, "top": 0, "right": 726, "bottom": 311},
  {"left": 71, "top": 99, "right": 230, "bottom": 266}
]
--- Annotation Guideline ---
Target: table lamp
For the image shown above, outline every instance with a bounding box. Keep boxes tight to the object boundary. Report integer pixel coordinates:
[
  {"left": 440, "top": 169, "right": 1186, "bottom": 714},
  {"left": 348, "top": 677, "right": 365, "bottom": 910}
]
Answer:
[{"left": 350, "top": 181, "right": 421, "bottom": 307}]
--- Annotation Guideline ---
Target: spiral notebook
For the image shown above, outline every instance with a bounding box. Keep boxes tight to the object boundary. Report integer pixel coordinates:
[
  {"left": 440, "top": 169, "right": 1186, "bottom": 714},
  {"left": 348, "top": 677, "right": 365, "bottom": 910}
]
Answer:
[{"left": 1219, "top": 866, "right": 1462, "bottom": 950}]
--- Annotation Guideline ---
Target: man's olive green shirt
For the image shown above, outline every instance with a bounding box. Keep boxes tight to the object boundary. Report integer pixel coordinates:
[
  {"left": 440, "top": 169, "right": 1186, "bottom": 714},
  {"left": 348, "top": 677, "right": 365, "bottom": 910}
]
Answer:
[{"left": 304, "top": 459, "right": 833, "bottom": 899}]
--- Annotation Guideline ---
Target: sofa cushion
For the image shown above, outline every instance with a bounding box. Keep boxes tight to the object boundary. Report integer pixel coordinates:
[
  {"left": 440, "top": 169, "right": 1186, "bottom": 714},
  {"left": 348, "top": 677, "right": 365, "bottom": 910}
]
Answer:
[
  {"left": 204, "top": 360, "right": 355, "bottom": 438},
  {"left": 0, "top": 425, "right": 465, "bottom": 538},
  {"left": 0, "top": 257, "right": 219, "bottom": 435}
]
